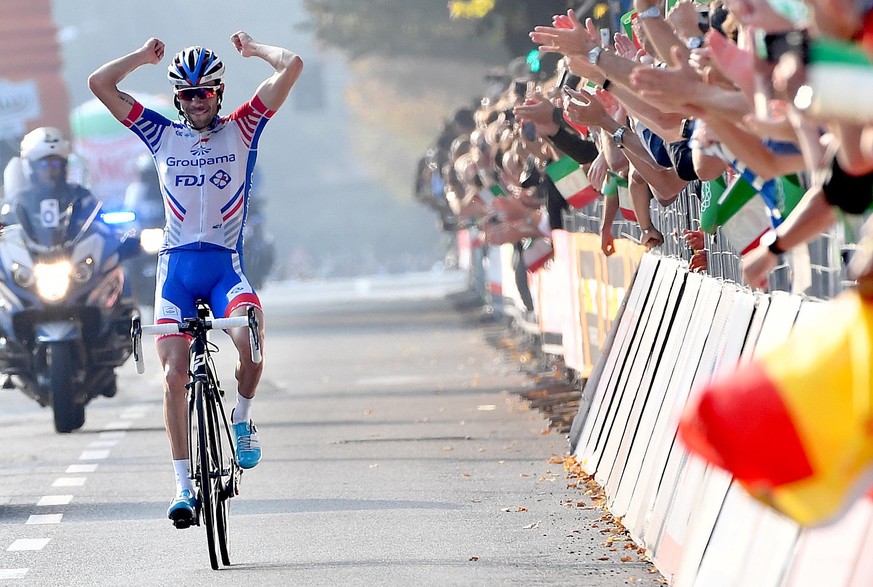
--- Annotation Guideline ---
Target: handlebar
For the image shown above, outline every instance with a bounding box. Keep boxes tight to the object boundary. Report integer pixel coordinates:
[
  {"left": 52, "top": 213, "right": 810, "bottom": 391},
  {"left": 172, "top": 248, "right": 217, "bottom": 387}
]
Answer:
[{"left": 131, "top": 307, "right": 262, "bottom": 374}]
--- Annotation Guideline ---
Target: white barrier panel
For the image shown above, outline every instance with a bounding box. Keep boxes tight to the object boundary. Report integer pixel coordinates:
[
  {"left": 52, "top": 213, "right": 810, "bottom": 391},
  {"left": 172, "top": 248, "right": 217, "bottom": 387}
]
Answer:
[
  {"left": 576, "top": 254, "right": 660, "bottom": 474},
  {"left": 609, "top": 271, "right": 704, "bottom": 519},
  {"left": 785, "top": 497, "right": 873, "bottom": 586},
  {"left": 599, "top": 259, "right": 685, "bottom": 493},
  {"left": 485, "top": 245, "right": 504, "bottom": 298},
  {"left": 499, "top": 243, "right": 527, "bottom": 316},
  {"left": 655, "top": 287, "right": 756, "bottom": 579},
  {"left": 666, "top": 289, "right": 802, "bottom": 585},
  {"left": 622, "top": 275, "right": 720, "bottom": 545}
]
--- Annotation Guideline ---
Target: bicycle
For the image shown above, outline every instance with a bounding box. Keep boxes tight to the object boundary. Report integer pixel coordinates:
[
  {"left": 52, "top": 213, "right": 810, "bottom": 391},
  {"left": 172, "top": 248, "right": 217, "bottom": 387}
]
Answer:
[{"left": 130, "top": 302, "right": 262, "bottom": 570}]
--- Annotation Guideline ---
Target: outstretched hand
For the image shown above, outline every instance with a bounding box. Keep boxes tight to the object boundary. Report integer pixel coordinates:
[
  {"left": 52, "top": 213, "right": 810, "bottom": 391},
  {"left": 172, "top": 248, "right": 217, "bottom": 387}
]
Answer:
[
  {"left": 613, "top": 32, "right": 639, "bottom": 61},
  {"left": 513, "top": 93, "right": 560, "bottom": 135},
  {"left": 530, "top": 9, "right": 598, "bottom": 57},
  {"left": 595, "top": 88, "right": 626, "bottom": 122},
  {"left": 630, "top": 46, "right": 704, "bottom": 111},
  {"left": 562, "top": 87, "right": 611, "bottom": 128}
]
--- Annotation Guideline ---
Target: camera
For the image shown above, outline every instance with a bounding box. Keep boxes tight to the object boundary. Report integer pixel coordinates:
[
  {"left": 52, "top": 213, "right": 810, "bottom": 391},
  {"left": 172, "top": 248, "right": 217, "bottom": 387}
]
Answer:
[{"left": 759, "top": 30, "right": 808, "bottom": 64}]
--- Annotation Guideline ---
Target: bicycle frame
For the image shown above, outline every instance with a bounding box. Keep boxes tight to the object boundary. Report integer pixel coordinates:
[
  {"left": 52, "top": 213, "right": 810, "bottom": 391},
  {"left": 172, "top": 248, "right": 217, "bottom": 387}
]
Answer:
[{"left": 131, "top": 305, "right": 261, "bottom": 569}]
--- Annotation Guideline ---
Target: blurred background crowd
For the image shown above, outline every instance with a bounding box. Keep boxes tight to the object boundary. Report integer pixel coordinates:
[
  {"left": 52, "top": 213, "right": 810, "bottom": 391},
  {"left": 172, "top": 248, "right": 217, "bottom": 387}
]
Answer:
[{"left": 415, "top": 0, "right": 873, "bottom": 305}]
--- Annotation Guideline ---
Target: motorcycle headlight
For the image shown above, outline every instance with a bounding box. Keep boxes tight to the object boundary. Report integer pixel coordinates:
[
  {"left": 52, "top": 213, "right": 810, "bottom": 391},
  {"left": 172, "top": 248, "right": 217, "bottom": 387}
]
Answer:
[
  {"left": 34, "top": 261, "right": 72, "bottom": 302},
  {"left": 11, "top": 263, "right": 35, "bottom": 288},
  {"left": 140, "top": 228, "right": 164, "bottom": 254}
]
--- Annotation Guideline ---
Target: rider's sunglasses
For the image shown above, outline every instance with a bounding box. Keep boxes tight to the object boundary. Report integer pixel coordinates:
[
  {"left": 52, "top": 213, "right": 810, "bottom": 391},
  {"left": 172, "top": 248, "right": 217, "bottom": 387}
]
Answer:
[
  {"left": 175, "top": 86, "right": 219, "bottom": 101},
  {"left": 34, "top": 158, "right": 64, "bottom": 170}
]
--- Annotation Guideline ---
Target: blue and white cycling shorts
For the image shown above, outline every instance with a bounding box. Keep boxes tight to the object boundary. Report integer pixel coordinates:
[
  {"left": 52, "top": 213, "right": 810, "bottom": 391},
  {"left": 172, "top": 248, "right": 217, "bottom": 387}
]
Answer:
[{"left": 154, "top": 248, "right": 261, "bottom": 337}]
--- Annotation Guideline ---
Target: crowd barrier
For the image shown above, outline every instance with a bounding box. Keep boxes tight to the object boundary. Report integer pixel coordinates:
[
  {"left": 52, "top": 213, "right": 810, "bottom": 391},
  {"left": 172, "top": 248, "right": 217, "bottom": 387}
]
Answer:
[{"left": 459, "top": 224, "right": 873, "bottom": 586}]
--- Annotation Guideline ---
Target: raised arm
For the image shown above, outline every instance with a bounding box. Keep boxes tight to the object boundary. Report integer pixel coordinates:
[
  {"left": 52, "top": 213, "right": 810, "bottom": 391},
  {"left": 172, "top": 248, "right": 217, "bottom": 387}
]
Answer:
[
  {"left": 231, "top": 32, "right": 303, "bottom": 112},
  {"left": 88, "top": 38, "right": 165, "bottom": 122}
]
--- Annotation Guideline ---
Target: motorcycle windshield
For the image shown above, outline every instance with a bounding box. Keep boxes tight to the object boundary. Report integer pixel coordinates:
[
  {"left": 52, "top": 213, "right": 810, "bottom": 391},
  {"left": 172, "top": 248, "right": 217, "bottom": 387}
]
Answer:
[{"left": 15, "top": 192, "right": 100, "bottom": 250}]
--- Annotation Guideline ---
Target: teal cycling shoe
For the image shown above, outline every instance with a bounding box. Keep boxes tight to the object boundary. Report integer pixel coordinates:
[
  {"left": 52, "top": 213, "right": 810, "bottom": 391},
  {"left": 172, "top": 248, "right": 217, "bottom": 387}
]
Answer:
[
  {"left": 167, "top": 489, "right": 197, "bottom": 528},
  {"left": 233, "top": 419, "right": 262, "bottom": 469}
]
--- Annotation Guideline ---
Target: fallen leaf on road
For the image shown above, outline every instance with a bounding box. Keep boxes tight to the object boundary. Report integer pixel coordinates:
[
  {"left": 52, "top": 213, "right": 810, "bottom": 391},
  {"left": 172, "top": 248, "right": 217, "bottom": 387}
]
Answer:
[{"left": 523, "top": 521, "right": 540, "bottom": 529}]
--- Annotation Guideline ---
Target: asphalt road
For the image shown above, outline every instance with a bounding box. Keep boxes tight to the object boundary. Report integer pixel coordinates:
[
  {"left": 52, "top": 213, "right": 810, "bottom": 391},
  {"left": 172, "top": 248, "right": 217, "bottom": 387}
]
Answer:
[{"left": 0, "top": 272, "right": 663, "bottom": 586}]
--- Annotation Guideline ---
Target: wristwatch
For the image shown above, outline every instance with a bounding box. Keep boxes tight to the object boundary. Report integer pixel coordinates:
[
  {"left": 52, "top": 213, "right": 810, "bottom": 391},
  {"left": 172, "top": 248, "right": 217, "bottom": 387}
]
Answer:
[
  {"left": 760, "top": 229, "right": 785, "bottom": 256},
  {"left": 637, "top": 5, "right": 661, "bottom": 20},
  {"left": 588, "top": 46, "right": 605, "bottom": 66},
  {"left": 612, "top": 126, "right": 628, "bottom": 149},
  {"left": 686, "top": 36, "right": 704, "bottom": 50},
  {"left": 680, "top": 118, "right": 694, "bottom": 140}
]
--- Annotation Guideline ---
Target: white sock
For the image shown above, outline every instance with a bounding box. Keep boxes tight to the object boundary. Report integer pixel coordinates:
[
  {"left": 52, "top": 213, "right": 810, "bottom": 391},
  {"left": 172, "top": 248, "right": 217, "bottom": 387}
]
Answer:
[
  {"left": 173, "top": 459, "right": 193, "bottom": 494},
  {"left": 234, "top": 393, "right": 253, "bottom": 424}
]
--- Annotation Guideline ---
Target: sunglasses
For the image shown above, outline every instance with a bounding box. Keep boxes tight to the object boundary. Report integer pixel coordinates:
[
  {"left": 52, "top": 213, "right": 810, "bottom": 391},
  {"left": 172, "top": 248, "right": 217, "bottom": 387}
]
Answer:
[
  {"left": 34, "top": 158, "right": 65, "bottom": 170},
  {"left": 175, "top": 86, "right": 218, "bottom": 101}
]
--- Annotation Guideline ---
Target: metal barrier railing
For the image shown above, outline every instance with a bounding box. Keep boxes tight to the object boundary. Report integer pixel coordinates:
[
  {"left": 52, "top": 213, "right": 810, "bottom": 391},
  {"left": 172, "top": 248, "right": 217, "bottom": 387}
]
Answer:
[{"left": 562, "top": 185, "right": 850, "bottom": 301}]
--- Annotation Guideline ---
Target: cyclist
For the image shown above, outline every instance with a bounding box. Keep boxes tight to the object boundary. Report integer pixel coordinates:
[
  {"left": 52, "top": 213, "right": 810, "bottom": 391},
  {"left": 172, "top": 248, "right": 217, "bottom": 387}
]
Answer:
[{"left": 88, "top": 33, "right": 302, "bottom": 526}]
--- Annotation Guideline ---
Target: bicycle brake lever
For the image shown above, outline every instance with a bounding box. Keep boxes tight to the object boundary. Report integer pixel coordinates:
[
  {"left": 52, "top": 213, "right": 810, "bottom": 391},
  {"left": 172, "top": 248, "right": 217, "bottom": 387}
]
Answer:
[{"left": 131, "top": 316, "right": 145, "bottom": 374}]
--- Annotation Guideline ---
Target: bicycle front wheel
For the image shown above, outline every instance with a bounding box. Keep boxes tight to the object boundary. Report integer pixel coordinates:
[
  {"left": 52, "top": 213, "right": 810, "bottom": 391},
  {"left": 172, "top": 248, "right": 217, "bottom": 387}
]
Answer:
[
  {"left": 207, "top": 390, "right": 232, "bottom": 566},
  {"left": 196, "top": 381, "right": 220, "bottom": 570}
]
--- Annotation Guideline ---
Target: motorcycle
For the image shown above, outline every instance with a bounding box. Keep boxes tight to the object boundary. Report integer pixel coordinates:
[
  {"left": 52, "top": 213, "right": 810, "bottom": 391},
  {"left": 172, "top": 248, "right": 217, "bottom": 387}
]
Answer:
[{"left": 0, "top": 193, "right": 139, "bottom": 432}]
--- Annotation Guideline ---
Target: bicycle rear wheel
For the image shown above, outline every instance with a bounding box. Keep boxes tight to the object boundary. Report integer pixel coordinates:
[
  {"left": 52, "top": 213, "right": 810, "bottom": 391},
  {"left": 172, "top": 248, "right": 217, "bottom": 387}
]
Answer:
[{"left": 196, "top": 381, "right": 220, "bottom": 570}]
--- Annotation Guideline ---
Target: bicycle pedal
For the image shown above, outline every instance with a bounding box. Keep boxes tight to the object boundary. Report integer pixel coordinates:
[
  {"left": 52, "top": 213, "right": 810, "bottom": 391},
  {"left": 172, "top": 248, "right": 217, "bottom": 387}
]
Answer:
[{"left": 170, "top": 512, "right": 195, "bottom": 529}]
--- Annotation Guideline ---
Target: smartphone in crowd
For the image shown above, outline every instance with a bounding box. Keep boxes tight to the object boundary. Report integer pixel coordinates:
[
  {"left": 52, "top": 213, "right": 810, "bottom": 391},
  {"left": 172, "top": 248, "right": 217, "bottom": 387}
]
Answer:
[
  {"left": 513, "top": 80, "right": 527, "bottom": 99},
  {"left": 521, "top": 121, "right": 537, "bottom": 141}
]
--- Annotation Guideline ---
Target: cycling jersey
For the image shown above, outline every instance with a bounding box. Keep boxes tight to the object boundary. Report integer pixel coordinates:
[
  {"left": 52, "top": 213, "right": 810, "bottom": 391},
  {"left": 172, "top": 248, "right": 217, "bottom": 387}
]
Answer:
[
  {"left": 122, "top": 96, "right": 274, "bottom": 254},
  {"left": 123, "top": 96, "right": 272, "bottom": 323}
]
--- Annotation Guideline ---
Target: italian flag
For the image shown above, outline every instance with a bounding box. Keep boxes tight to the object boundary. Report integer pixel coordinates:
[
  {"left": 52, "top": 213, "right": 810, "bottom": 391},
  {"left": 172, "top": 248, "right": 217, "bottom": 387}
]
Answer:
[
  {"left": 479, "top": 183, "right": 506, "bottom": 203},
  {"left": 601, "top": 172, "right": 636, "bottom": 221},
  {"left": 700, "top": 173, "right": 805, "bottom": 254},
  {"left": 617, "top": 182, "right": 636, "bottom": 222},
  {"left": 798, "top": 38, "right": 873, "bottom": 121},
  {"left": 545, "top": 157, "right": 600, "bottom": 209},
  {"left": 701, "top": 174, "right": 770, "bottom": 254},
  {"left": 523, "top": 237, "right": 553, "bottom": 273}
]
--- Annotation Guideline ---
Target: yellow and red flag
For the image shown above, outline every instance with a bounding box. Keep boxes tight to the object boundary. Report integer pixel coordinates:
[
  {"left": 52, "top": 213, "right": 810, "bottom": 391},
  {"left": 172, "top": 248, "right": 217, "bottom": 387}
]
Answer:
[{"left": 679, "top": 289, "right": 873, "bottom": 526}]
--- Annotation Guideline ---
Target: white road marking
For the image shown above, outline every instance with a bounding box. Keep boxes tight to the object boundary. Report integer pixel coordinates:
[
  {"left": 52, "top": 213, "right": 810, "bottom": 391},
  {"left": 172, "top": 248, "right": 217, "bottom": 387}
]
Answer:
[
  {"left": 36, "top": 495, "right": 73, "bottom": 506},
  {"left": 103, "top": 420, "right": 133, "bottom": 430},
  {"left": 0, "top": 569, "right": 28, "bottom": 579},
  {"left": 65, "top": 464, "right": 98, "bottom": 474},
  {"left": 7, "top": 539, "right": 50, "bottom": 551},
  {"left": 120, "top": 408, "right": 149, "bottom": 419},
  {"left": 87, "top": 440, "right": 119, "bottom": 448},
  {"left": 26, "top": 514, "right": 62, "bottom": 525},
  {"left": 355, "top": 375, "right": 427, "bottom": 386},
  {"left": 52, "top": 477, "right": 86, "bottom": 487},
  {"left": 79, "top": 450, "right": 110, "bottom": 460},
  {"left": 98, "top": 431, "right": 126, "bottom": 440}
]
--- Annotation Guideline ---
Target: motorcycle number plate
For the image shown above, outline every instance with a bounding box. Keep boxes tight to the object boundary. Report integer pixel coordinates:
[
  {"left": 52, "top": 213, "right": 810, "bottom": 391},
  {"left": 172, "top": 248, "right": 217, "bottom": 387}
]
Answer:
[{"left": 40, "top": 199, "right": 60, "bottom": 228}]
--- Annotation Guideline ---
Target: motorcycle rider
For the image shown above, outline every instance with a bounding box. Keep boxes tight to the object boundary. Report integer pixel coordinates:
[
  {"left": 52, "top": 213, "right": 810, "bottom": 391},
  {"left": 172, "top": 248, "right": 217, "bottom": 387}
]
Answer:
[
  {"left": 88, "top": 34, "right": 302, "bottom": 526},
  {"left": 7, "top": 127, "right": 102, "bottom": 239}
]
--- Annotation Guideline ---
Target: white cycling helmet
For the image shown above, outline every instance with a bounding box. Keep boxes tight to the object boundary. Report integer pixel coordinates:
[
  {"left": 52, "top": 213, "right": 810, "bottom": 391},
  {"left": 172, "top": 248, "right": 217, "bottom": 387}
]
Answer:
[
  {"left": 167, "top": 46, "right": 225, "bottom": 87},
  {"left": 20, "top": 127, "right": 71, "bottom": 162}
]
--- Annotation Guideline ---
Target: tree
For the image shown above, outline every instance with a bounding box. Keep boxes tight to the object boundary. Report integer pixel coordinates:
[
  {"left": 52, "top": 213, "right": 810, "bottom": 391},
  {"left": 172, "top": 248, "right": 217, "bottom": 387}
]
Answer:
[
  {"left": 300, "top": 0, "right": 505, "bottom": 63},
  {"left": 301, "top": 0, "right": 571, "bottom": 65}
]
